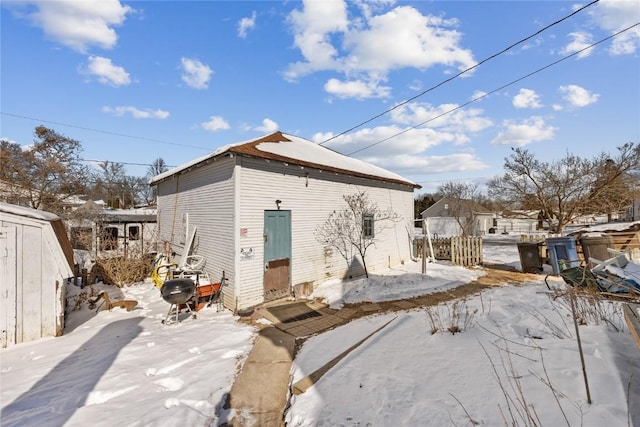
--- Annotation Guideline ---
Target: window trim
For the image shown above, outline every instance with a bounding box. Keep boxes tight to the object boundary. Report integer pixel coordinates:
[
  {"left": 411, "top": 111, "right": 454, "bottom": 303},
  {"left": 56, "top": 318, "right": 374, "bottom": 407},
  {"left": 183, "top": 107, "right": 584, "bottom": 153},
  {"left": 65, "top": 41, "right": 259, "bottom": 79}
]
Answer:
[{"left": 363, "top": 214, "right": 375, "bottom": 238}]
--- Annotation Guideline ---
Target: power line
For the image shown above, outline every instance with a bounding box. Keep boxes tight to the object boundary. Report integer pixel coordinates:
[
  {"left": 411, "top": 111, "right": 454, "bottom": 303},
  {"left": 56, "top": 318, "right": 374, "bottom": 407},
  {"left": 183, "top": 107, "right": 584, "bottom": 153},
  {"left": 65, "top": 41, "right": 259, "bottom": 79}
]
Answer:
[
  {"left": 415, "top": 176, "right": 494, "bottom": 185},
  {"left": 320, "top": 0, "right": 601, "bottom": 146},
  {"left": 80, "top": 159, "right": 177, "bottom": 168},
  {"left": 348, "top": 23, "right": 639, "bottom": 156},
  {"left": 0, "top": 112, "right": 211, "bottom": 151}
]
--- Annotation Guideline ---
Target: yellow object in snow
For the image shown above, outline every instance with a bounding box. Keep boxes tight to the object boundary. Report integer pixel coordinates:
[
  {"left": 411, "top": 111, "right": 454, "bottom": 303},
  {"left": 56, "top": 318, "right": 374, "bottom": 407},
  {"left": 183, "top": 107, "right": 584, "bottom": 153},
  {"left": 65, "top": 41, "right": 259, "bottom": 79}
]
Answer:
[{"left": 152, "top": 260, "right": 177, "bottom": 288}]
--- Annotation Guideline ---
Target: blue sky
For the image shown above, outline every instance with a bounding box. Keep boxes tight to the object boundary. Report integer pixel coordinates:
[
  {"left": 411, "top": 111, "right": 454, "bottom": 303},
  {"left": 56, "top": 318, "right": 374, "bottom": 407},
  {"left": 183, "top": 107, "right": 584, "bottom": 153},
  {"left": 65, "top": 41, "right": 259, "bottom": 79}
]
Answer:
[{"left": 1, "top": 0, "right": 639, "bottom": 194}]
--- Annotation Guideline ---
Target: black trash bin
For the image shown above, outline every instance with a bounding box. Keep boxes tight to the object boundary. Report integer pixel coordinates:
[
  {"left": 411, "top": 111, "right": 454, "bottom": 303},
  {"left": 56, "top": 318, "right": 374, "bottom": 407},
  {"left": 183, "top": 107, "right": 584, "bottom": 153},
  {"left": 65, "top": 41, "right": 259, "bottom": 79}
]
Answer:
[
  {"left": 517, "top": 242, "right": 543, "bottom": 273},
  {"left": 579, "top": 235, "right": 614, "bottom": 264}
]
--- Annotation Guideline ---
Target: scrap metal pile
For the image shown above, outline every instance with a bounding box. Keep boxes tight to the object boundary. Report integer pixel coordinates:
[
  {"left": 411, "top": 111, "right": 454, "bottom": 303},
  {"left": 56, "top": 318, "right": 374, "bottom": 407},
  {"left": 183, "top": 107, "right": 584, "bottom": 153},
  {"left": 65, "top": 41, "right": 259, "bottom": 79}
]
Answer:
[{"left": 560, "top": 251, "right": 640, "bottom": 301}]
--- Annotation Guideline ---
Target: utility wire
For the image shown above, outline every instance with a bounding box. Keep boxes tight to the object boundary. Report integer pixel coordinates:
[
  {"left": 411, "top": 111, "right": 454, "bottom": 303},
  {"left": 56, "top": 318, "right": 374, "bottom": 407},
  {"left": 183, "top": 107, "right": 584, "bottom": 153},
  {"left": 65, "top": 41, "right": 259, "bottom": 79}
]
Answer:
[
  {"left": 80, "top": 159, "right": 177, "bottom": 168},
  {"left": 320, "top": 0, "right": 601, "bottom": 146},
  {"left": 0, "top": 112, "right": 211, "bottom": 151},
  {"left": 348, "top": 23, "right": 639, "bottom": 156}
]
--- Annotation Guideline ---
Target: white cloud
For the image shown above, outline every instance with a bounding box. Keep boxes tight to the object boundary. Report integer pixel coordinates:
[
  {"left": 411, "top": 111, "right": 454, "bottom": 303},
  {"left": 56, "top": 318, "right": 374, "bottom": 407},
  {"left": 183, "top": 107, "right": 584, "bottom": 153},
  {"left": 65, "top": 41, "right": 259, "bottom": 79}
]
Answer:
[
  {"left": 324, "top": 78, "right": 391, "bottom": 99},
  {"left": 255, "top": 118, "right": 279, "bottom": 133},
  {"left": 365, "top": 153, "right": 488, "bottom": 176},
  {"left": 470, "top": 90, "right": 488, "bottom": 101},
  {"left": 491, "top": 116, "right": 556, "bottom": 146},
  {"left": 559, "top": 32, "right": 594, "bottom": 59},
  {"left": 342, "top": 6, "right": 475, "bottom": 73},
  {"left": 559, "top": 84, "right": 599, "bottom": 107},
  {"left": 285, "top": 0, "right": 349, "bottom": 79},
  {"left": 18, "top": 0, "right": 133, "bottom": 53},
  {"left": 390, "top": 102, "right": 493, "bottom": 134},
  {"left": 313, "top": 123, "right": 489, "bottom": 175},
  {"left": 317, "top": 126, "right": 449, "bottom": 158},
  {"left": 238, "top": 11, "right": 257, "bottom": 38},
  {"left": 102, "top": 106, "right": 169, "bottom": 119},
  {"left": 512, "top": 88, "right": 542, "bottom": 109},
  {"left": 201, "top": 116, "right": 230, "bottom": 132},
  {"left": 590, "top": 0, "right": 640, "bottom": 55},
  {"left": 181, "top": 58, "right": 213, "bottom": 89},
  {"left": 285, "top": 2, "right": 476, "bottom": 100},
  {"left": 85, "top": 56, "right": 131, "bottom": 86}
]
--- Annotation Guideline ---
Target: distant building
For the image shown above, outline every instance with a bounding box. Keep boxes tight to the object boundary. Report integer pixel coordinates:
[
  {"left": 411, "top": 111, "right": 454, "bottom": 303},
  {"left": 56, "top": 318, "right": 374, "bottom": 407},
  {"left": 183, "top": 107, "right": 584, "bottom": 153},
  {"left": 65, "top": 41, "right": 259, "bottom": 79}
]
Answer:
[{"left": 420, "top": 197, "right": 493, "bottom": 237}]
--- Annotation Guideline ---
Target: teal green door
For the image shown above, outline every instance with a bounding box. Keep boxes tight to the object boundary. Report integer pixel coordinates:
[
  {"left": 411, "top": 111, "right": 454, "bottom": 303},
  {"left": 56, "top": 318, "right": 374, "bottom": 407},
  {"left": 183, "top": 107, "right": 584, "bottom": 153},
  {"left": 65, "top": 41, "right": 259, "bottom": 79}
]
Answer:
[{"left": 263, "top": 210, "right": 291, "bottom": 301}]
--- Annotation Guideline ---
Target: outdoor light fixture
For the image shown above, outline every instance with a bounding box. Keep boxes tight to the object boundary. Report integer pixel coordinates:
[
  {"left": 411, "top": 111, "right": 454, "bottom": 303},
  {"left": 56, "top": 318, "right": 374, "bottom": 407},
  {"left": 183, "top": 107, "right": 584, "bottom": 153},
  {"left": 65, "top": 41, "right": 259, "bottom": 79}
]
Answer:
[{"left": 275, "top": 199, "right": 282, "bottom": 210}]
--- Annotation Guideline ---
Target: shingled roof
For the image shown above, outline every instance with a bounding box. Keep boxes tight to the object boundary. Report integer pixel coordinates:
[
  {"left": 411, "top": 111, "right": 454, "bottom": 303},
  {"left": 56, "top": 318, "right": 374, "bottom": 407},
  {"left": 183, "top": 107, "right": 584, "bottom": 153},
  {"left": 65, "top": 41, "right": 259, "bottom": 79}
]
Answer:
[{"left": 150, "top": 131, "right": 420, "bottom": 188}]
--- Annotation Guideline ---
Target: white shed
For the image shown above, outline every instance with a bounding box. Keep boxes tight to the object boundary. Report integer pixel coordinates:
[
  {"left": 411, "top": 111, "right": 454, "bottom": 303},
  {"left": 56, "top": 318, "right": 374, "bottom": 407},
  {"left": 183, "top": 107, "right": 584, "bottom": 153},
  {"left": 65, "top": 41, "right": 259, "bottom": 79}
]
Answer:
[
  {"left": 150, "top": 131, "right": 420, "bottom": 311},
  {"left": 0, "top": 203, "right": 74, "bottom": 347}
]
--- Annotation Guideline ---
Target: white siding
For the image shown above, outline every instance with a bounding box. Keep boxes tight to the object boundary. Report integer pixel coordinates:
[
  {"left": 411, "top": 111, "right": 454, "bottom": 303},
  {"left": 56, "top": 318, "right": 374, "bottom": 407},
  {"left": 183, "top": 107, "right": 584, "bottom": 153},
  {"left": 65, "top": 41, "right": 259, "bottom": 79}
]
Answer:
[
  {"left": 237, "top": 157, "right": 415, "bottom": 308},
  {"left": 156, "top": 156, "right": 238, "bottom": 307},
  {"left": 0, "top": 214, "right": 70, "bottom": 347}
]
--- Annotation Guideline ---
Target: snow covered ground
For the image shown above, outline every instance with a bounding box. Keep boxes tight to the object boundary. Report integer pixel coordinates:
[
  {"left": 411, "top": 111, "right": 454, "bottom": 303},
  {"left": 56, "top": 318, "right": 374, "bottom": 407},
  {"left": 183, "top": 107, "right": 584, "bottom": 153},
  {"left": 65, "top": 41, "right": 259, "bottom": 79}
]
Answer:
[{"left": 1, "top": 235, "right": 639, "bottom": 426}]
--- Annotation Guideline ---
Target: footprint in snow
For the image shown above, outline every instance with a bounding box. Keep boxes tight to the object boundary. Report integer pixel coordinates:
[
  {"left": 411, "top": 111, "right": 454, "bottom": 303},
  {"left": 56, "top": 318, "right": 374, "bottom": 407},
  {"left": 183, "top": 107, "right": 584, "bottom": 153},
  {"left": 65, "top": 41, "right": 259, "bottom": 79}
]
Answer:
[
  {"left": 145, "top": 355, "right": 201, "bottom": 376},
  {"left": 154, "top": 377, "right": 184, "bottom": 392},
  {"left": 85, "top": 385, "right": 139, "bottom": 405}
]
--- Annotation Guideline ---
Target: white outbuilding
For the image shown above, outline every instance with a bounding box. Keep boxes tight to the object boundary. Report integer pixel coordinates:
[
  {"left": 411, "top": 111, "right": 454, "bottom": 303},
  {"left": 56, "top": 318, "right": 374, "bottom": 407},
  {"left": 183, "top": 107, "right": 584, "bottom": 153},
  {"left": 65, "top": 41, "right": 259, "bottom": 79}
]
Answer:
[
  {"left": 150, "top": 131, "right": 421, "bottom": 311},
  {"left": 0, "top": 203, "right": 74, "bottom": 347}
]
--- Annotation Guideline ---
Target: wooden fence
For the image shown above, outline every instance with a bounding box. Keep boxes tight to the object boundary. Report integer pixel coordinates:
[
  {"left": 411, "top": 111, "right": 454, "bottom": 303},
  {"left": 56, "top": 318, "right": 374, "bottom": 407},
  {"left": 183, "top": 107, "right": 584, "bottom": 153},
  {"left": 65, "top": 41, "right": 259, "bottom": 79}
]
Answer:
[{"left": 414, "top": 236, "right": 483, "bottom": 267}]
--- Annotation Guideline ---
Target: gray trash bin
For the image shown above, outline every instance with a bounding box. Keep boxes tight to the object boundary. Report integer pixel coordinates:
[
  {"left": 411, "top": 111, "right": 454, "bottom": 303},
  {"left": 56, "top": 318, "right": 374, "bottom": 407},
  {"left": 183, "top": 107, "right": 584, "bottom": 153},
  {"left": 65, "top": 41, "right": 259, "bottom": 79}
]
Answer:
[
  {"left": 579, "top": 235, "right": 614, "bottom": 263},
  {"left": 517, "top": 242, "right": 543, "bottom": 273}
]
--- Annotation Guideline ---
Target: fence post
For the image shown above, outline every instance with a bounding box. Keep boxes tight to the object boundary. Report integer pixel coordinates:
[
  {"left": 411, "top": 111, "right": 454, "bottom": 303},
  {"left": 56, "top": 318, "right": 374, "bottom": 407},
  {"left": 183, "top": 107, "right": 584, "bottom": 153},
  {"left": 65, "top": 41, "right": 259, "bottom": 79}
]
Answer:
[
  {"left": 81, "top": 268, "right": 88, "bottom": 289},
  {"left": 422, "top": 233, "right": 426, "bottom": 275}
]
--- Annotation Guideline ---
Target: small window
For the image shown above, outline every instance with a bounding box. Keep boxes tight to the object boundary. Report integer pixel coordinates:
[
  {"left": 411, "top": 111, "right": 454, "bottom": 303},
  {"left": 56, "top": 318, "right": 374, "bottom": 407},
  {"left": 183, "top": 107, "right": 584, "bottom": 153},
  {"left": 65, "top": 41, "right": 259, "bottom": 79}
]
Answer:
[
  {"left": 128, "top": 225, "right": 140, "bottom": 240},
  {"left": 363, "top": 214, "right": 375, "bottom": 238},
  {"left": 101, "top": 227, "right": 119, "bottom": 250}
]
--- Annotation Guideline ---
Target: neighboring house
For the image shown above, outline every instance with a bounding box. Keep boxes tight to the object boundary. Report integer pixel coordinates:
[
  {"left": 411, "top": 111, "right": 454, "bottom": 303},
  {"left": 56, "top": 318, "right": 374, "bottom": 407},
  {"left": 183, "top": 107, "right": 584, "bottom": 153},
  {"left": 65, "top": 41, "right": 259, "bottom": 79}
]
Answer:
[
  {"left": 150, "top": 131, "right": 420, "bottom": 311},
  {"left": 0, "top": 179, "right": 31, "bottom": 207},
  {"left": 65, "top": 201, "right": 157, "bottom": 258},
  {"left": 494, "top": 210, "right": 540, "bottom": 234},
  {"left": 0, "top": 202, "right": 74, "bottom": 348},
  {"left": 420, "top": 197, "right": 493, "bottom": 237}
]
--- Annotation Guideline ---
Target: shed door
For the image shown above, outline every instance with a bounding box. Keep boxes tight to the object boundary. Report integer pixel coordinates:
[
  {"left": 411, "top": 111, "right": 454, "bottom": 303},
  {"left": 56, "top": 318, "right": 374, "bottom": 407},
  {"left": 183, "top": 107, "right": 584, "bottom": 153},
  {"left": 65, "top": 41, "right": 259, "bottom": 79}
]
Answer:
[
  {"left": 263, "top": 210, "right": 291, "bottom": 301},
  {"left": 0, "top": 227, "right": 17, "bottom": 348}
]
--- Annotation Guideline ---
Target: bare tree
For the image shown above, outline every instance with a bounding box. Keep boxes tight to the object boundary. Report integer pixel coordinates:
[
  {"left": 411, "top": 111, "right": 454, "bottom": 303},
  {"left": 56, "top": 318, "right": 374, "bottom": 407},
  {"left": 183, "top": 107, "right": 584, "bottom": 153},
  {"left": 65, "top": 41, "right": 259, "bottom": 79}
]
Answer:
[
  {"left": 436, "top": 181, "right": 485, "bottom": 236},
  {"left": 0, "top": 126, "right": 89, "bottom": 213},
  {"left": 145, "top": 157, "right": 168, "bottom": 204},
  {"left": 147, "top": 157, "right": 168, "bottom": 177},
  {"left": 488, "top": 143, "right": 640, "bottom": 234},
  {"left": 315, "top": 190, "right": 398, "bottom": 278},
  {"left": 93, "top": 161, "right": 126, "bottom": 208},
  {"left": 588, "top": 158, "right": 639, "bottom": 221}
]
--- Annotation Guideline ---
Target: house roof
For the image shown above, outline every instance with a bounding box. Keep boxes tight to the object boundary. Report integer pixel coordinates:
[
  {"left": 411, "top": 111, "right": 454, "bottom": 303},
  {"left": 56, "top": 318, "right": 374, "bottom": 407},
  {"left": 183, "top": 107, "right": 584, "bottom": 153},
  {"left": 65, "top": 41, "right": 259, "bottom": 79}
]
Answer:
[
  {"left": 0, "top": 201, "right": 60, "bottom": 221},
  {"left": 421, "top": 197, "right": 492, "bottom": 217},
  {"left": 0, "top": 202, "right": 74, "bottom": 271},
  {"left": 99, "top": 209, "right": 157, "bottom": 224},
  {"left": 149, "top": 131, "right": 420, "bottom": 189}
]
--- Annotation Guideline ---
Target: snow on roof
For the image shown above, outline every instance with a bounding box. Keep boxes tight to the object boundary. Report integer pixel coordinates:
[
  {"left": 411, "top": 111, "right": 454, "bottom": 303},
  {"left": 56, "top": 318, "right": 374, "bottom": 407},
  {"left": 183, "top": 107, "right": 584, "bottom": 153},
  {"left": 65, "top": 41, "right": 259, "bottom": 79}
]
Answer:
[
  {"left": 149, "top": 131, "right": 419, "bottom": 188},
  {"left": 0, "top": 202, "right": 61, "bottom": 222},
  {"left": 255, "top": 134, "right": 415, "bottom": 186}
]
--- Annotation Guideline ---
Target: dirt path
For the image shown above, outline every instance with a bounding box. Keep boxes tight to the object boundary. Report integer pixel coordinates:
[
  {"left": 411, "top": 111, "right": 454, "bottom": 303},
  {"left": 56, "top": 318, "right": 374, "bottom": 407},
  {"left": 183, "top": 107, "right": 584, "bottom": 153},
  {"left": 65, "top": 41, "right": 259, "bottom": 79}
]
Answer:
[{"left": 313, "top": 264, "right": 543, "bottom": 330}]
